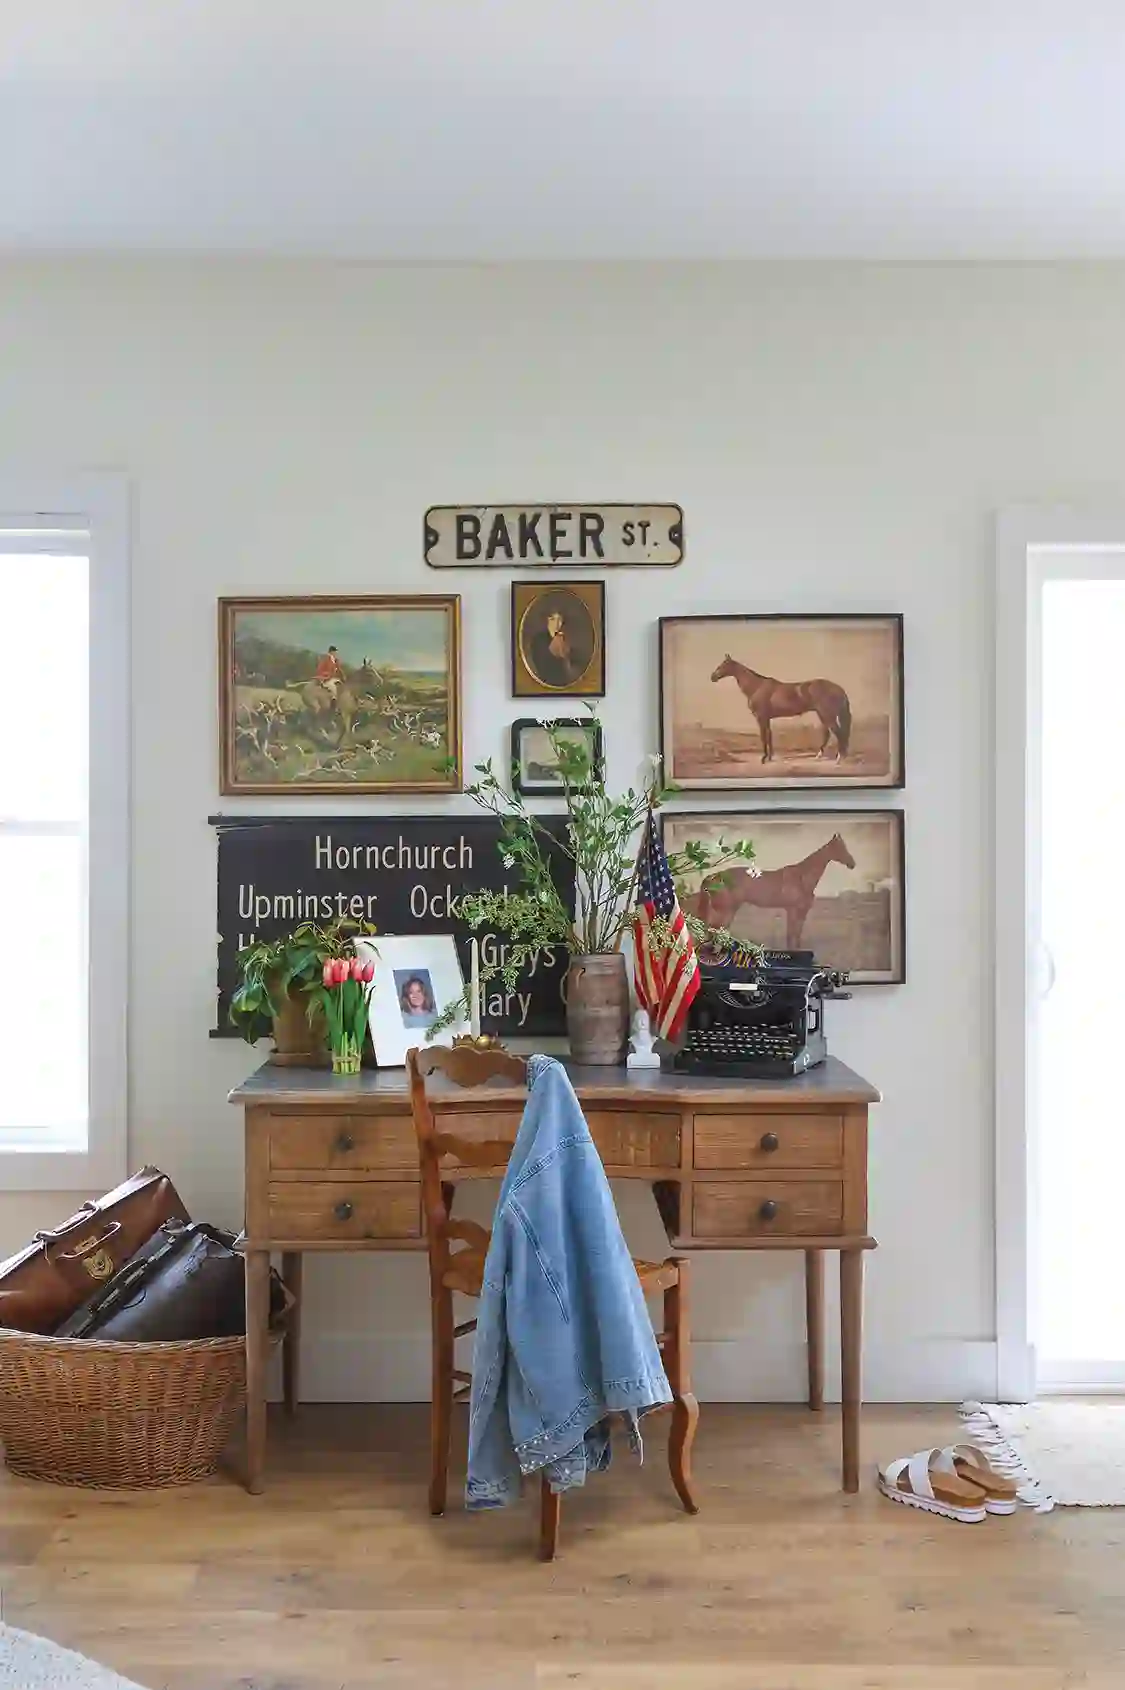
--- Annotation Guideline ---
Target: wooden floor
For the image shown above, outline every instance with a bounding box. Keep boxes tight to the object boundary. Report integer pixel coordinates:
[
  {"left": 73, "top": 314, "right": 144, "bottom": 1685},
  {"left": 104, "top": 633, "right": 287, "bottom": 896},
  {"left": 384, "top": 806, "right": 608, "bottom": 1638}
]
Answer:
[{"left": 1, "top": 1404, "right": 1122, "bottom": 1690}]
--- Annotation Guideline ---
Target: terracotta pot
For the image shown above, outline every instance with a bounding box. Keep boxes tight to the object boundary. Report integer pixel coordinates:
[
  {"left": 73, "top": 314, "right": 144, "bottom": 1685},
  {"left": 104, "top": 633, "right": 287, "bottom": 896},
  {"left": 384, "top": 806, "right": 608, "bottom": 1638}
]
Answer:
[
  {"left": 269, "top": 984, "right": 327, "bottom": 1068},
  {"left": 566, "top": 952, "right": 630, "bottom": 1066}
]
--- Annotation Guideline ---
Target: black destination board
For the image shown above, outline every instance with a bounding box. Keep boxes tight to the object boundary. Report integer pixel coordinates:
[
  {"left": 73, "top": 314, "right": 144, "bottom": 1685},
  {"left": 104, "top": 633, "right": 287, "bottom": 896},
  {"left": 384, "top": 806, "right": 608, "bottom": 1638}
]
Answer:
[{"left": 211, "top": 815, "right": 573, "bottom": 1038}]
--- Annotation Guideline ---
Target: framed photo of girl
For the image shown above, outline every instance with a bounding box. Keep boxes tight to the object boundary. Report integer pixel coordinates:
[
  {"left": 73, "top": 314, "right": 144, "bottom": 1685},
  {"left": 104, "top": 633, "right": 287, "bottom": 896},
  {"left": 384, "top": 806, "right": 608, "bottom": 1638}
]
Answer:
[
  {"left": 659, "top": 613, "right": 904, "bottom": 790},
  {"left": 354, "top": 934, "right": 469, "bottom": 1067},
  {"left": 663, "top": 808, "right": 906, "bottom": 984}
]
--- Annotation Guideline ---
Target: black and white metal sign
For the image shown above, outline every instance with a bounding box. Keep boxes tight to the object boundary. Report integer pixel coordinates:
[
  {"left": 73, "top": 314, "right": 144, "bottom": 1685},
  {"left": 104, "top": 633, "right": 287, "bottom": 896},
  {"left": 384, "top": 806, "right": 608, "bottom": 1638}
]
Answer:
[
  {"left": 424, "top": 504, "right": 683, "bottom": 567},
  {"left": 211, "top": 815, "right": 574, "bottom": 1038}
]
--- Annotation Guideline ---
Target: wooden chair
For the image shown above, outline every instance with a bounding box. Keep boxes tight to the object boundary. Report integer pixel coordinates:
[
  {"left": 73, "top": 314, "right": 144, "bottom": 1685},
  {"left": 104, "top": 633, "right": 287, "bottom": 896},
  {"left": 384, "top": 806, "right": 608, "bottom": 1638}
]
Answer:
[{"left": 406, "top": 1043, "right": 700, "bottom": 1560}]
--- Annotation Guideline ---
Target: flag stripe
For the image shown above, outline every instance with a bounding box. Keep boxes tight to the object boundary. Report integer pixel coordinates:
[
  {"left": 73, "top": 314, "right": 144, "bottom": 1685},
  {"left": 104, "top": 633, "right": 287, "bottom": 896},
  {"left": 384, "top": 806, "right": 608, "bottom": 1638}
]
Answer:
[{"left": 630, "top": 812, "right": 701, "bottom": 1044}]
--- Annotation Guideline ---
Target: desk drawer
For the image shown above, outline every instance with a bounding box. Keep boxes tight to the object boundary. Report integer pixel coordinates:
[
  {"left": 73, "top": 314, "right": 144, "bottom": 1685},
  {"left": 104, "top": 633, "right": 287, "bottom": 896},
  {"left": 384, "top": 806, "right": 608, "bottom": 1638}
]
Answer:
[
  {"left": 434, "top": 1110, "right": 681, "bottom": 1170},
  {"left": 693, "top": 1113, "right": 842, "bottom": 1171},
  {"left": 693, "top": 1180, "right": 843, "bottom": 1239},
  {"left": 589, "top": 1111, "right": 680, "bottom": 1168},
  {"left": 268, "top": 1115, "right": 416, "bottom": 1172},
  {"left": 267, "top": 1181, "right": 420, "bottom": 1242}
]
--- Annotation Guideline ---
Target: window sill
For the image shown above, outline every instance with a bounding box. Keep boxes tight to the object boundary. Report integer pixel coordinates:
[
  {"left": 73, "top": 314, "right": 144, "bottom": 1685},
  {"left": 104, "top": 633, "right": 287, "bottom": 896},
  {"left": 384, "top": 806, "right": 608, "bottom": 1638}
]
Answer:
[{"left": 0, "top": 1126, "right": 125, "bottom": 1192}]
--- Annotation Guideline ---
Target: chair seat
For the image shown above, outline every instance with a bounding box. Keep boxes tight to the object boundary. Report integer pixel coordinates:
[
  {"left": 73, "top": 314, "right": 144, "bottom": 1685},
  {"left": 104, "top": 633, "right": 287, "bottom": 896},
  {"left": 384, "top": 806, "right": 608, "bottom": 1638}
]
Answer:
[{"left": 442, "top": 1243, "right": 680, "bottom": 1299}]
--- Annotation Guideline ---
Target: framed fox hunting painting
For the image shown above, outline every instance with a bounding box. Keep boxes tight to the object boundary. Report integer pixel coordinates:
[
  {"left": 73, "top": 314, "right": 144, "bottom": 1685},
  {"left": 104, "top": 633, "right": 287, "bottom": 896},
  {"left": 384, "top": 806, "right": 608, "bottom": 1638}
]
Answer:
[
  {"left": 218, "top": 595, "right": 462, "bottom": 795},
  {"left": 659, "top": 613, "right": 904, "bottom": 790},
  {"left": 663, "top": 808, "right": 905, "bottom": 984}
]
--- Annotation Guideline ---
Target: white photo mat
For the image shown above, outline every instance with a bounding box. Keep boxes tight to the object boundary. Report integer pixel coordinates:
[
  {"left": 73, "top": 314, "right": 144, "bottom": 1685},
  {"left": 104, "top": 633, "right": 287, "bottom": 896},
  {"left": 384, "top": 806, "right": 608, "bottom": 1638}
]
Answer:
[{"left": 355, "top": 934, "right": 468, "bottom": 1067}]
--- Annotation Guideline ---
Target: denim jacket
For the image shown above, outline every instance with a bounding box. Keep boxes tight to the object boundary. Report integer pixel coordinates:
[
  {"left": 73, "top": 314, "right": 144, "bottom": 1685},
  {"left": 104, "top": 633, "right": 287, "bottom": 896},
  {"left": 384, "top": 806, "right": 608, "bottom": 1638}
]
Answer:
[{"left": 465, "top": 1055, "right": 671, "bottom": 1509}]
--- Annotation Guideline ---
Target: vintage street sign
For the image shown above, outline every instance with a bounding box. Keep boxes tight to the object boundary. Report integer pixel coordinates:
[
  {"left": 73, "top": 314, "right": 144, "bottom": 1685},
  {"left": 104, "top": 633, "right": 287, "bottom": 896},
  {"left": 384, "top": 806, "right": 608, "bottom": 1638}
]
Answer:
[
  {"left": 425, "top": 503, "right": 683, "bottom": 567},
  {"left": 210, "top": 814, "right": 574, "bottom": 1039}
]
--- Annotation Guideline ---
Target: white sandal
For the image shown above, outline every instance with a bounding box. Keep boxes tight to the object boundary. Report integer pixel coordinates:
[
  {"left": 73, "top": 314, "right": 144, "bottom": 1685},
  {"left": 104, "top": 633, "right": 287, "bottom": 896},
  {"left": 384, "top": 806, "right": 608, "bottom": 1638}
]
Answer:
[
  {"left": 932, "top": 1443, "right": 1021, "bottom": 1514},
  {"left": 878, "top": 1448, "right": 988, "bottom": 1523}
]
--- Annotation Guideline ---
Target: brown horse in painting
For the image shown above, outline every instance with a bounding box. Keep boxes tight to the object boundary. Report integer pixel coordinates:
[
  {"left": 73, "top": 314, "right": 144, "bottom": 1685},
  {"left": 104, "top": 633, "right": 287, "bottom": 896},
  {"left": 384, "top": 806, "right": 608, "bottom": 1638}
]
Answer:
[
  {"left": 711, "top": 654, "right": 852, "bottom": 763},
  {"left": 694, "top": 833, "right": 856, "bottom": 950},
  {"left": 296, "top": 659, "right": 382, "bottom": 748}
]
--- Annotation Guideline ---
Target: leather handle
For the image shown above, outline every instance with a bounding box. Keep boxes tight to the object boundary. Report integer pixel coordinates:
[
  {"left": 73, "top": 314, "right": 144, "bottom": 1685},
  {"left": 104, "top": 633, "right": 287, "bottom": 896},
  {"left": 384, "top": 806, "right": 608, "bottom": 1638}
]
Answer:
[
  {"left": 759, "top": 1132, "right": 780, "bottom": 1153},
  {"left": 758, "top": 1199, "right": 779, "bottom": 1222},
  {"left": 333, "top": 1201, "right": 354, "bottom": 1223},
  {"left": 40, "top": 1220, "right": 123, "bottom": 1265},
  {"left": 33, "top": 1201, "right": 111, "bottom": 1248}
]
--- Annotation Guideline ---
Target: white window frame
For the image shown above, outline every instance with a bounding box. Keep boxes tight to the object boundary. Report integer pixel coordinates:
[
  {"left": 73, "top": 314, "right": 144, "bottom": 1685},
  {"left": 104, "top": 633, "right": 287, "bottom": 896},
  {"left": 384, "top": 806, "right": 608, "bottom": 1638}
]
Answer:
[
  {"left": 994, "top": 505, "right": 1125, "bottom": 1401},
  {"left": 0, "top": 473, "right": 129, "bottom": 1191}
]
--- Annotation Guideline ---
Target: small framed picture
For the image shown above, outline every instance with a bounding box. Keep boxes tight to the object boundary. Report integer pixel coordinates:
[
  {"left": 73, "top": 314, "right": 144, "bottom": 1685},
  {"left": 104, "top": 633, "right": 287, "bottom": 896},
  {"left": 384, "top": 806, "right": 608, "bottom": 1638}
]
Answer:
[
  {"left": 660, "top": 612, "right": 904, "bottom": 790},
  {"left": 354, "top": 934, "right": 468, "bottom": 1067},
  {"left": 663, "top": 808, "right": 906, "bottom": 984},
  {"left": 511, "top": 580, "right": 606, "bottom": 697},
  {"left": 510, "top": 718, "right": 605, "bottom": 797}
]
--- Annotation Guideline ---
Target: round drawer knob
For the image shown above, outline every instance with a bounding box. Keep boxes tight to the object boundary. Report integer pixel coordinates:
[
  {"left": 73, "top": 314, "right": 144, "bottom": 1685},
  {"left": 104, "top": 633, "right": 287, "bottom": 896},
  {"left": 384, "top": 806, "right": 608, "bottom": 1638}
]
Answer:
[
  {"left": 333, "top": 1200, "right": 354, "bottom": 1222},
  {"left": 758, "top": 1199, "right": 779, "bottom": 1222},
  {"left": 759, "top": 1132, "right": 780, "bottom": 1153},
  {"left": 335, "top": 1131, "right": 356, "bottom": 1154}
]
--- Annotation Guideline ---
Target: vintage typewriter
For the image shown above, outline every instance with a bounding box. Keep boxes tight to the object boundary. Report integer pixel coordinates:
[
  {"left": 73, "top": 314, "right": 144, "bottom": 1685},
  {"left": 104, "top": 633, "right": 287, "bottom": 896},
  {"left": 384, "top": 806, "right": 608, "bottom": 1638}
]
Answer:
[{"left": 672, "top": 952, "right": 849, "bottom": 1079}]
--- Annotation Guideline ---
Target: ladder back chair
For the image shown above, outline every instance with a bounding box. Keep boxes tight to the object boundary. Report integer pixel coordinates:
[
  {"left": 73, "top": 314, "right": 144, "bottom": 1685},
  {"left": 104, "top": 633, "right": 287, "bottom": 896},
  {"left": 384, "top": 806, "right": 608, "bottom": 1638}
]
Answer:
[{"left": 406, "top": 1042, "right": 700, "bottom": 1561}]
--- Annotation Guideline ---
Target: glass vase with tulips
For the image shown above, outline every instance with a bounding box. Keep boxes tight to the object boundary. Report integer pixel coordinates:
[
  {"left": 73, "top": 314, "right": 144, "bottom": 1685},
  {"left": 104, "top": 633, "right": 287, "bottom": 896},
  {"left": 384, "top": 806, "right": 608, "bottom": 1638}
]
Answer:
[{"left": 314, "top": 956, "right": 375, "bottom": 1074}]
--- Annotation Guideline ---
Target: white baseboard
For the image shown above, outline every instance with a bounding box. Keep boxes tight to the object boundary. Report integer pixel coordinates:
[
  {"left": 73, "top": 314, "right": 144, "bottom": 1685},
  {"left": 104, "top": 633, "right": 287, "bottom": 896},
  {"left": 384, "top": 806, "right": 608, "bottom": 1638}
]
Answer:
[
  {"left": 1037, "top": 1358, "right": 1125, "bottom": 1394},
  {"left": 287, "top": 1334, "right": 999, "bottom": 1405}
]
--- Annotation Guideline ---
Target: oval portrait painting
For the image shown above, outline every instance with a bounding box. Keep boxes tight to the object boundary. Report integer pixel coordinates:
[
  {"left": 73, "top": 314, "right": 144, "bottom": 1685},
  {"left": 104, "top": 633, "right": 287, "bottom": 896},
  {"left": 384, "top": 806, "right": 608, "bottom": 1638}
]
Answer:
[{"left": 512, "top": 581, "right": 605, "bottom": 697}]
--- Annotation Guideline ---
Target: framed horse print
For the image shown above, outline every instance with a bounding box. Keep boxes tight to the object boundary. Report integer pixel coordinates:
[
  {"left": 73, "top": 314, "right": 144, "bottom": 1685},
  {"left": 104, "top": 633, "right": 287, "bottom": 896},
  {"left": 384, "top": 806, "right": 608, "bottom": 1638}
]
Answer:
[
  {"left": 659, "top": 613, "right": 904, "bottom": 789},
  {"left": 218, "top": 595, "right": 462, "bottom": 795},
  {"left": 663, "top": 808, "right": 906, "bottom": 984}
]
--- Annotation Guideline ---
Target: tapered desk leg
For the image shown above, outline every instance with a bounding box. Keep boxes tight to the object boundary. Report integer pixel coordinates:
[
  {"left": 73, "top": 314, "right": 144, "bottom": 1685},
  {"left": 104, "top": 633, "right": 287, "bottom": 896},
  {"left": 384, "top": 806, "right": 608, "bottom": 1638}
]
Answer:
[
  {"left": 281, "top": 1251, "right": 303, "bottom": 1417},
  {"left": 840, "top": 1248, "right": 864, "bottom": 1493},
  {"left": 805, "top": 1248, "right": 825, "bottom": 1412},
  {"left": 245, "top": 1248, "right": 271, "bottom": 1495}
]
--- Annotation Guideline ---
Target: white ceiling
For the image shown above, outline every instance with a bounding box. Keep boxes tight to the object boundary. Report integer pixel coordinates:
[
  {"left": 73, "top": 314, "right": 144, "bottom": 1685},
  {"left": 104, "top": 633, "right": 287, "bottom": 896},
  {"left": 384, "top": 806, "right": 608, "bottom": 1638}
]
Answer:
[{"left": 3, "top": 0, "right": 1125, "bottom": 259}]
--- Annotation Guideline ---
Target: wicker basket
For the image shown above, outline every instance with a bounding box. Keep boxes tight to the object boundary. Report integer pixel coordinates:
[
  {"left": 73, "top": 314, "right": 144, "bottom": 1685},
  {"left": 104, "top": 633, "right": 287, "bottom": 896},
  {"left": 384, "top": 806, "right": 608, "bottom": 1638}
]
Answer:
[{"left": 0, "top": 1327, "right": 254, "bottom": 1488}]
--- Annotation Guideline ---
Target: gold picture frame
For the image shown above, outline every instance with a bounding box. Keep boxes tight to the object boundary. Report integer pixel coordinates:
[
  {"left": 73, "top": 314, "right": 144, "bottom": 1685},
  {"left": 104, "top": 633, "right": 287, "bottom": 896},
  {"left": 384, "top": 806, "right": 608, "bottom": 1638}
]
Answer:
[
  {"left": 511, "top": 579, "right": 606, "bottom": 698},
  {"left": 219, "top": 595, "right": 462, "bottom": 795}
]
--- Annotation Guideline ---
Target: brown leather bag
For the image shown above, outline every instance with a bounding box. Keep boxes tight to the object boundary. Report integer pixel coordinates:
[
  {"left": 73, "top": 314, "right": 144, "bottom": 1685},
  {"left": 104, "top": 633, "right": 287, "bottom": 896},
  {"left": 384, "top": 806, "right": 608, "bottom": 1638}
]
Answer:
[{"left": 0, "top": 1167, "right": 190, "bottom": 1334}]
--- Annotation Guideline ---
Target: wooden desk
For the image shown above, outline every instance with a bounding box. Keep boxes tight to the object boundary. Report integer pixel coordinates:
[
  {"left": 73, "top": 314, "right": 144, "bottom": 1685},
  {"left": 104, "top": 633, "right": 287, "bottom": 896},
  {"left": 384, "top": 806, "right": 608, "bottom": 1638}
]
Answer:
[{"left": 230, "top": 1058, "right": 879, "bottom": 1496}]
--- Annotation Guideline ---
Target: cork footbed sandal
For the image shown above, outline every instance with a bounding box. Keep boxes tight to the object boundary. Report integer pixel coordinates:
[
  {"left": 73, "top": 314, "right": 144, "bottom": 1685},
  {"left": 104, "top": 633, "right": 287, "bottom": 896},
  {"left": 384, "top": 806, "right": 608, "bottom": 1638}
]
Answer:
[
  {"left": 932, "top": 1444, "right": 1022, "bottom": 1513},
  {"left": 878, "top": 1448, "right": 989, "bottom": 1523}
]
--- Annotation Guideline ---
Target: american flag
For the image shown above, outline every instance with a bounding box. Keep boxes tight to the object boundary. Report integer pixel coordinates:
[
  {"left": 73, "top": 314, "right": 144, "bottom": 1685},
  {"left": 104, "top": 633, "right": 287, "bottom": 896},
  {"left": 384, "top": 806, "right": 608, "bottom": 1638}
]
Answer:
[{"left": 632, "top": 810, "right": 701, "bottom": 1042}]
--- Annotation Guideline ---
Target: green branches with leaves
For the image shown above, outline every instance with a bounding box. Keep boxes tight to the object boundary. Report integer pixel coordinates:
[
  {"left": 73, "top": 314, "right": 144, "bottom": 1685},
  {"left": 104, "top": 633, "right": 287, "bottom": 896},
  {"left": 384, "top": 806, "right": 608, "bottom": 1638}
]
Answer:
[{"left": 429, "top": 714, "right": 762, "bottom": 1035}]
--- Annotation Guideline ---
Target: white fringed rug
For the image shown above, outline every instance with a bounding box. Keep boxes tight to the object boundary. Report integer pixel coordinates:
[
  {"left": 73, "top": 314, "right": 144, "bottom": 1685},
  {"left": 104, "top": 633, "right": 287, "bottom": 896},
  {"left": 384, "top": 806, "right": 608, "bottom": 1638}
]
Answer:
[
  {"left": 0, "top": 1624, "right": 151, "bottom": 1690},
  {"left": 961, "top": 1399, "right": 1125, "bottom": 1507}
]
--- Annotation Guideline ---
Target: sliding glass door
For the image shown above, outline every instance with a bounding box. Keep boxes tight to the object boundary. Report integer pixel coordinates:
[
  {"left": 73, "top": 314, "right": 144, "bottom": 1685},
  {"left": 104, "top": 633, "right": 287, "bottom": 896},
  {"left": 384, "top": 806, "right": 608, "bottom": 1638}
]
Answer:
[{"left": 1033, "top": 554, "right": 1125, "bottom": 1389}]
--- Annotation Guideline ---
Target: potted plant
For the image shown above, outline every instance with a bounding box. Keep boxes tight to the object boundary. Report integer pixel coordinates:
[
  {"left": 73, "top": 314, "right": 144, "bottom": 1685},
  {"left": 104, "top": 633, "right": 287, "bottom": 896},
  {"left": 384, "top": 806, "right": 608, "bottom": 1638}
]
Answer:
[
  {"left": 229, "top": 917, "right": 378, "bottom": 1066},
  {"left": 434, "top": 722, "right": 757, "bottom": 1064}
]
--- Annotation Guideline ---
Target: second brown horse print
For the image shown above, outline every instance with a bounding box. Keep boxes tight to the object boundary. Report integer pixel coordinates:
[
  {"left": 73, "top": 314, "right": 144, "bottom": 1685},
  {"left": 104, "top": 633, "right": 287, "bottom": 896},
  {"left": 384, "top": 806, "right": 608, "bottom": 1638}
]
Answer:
[
  {"left": 664, "top": 809, "right": 905, "bottom": 983},
  {"left": 660, "top": 613, "right": 903, "bottom": 789}
]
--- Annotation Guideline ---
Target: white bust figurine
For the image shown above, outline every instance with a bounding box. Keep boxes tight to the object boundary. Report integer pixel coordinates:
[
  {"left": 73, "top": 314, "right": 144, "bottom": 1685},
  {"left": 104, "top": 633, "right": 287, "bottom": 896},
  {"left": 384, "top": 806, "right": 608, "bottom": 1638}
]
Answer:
[{"left": 626, "top": 1007, "right": 661, "bottom": 1069}]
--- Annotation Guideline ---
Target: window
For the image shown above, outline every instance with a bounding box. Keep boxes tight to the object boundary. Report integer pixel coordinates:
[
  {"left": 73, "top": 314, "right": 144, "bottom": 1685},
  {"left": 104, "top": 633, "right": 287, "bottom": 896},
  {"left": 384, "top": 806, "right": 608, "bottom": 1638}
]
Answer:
[{"left": 0, "top": 477, "right": 128, "bottom": 1190}]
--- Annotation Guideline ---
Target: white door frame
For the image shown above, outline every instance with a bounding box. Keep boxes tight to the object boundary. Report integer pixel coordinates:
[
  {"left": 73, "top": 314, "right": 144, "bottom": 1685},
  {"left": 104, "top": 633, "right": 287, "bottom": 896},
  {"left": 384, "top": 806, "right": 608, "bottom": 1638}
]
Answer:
[{"left": 994, "top": 506, "right": 1125, "bottom": 1401}]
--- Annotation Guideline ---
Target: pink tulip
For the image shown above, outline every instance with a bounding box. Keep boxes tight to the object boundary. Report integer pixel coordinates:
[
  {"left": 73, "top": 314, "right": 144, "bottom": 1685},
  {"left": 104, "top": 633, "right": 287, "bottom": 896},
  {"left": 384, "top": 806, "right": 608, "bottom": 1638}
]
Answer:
[
  {"left": 350, "top": 957, "right": 364, "bottom": 981},
  {"left": 334, "top": 957, "right": 349, "bottom": 985},
  {"left": 362, "top": 961, "right": 375, "bottom": 983},
  {"left": 322, "top": 959, "right": 334, "bottom": 988}
]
